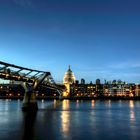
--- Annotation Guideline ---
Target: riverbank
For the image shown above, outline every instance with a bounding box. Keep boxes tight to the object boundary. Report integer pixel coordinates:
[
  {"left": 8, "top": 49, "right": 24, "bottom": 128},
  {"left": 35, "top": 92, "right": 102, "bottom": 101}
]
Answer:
[
  {"left": 62, "top": 96, "right": 140, "bottom": 100},
  {"left": 1, "top": 96, "right": 140, "bottom": 100}
]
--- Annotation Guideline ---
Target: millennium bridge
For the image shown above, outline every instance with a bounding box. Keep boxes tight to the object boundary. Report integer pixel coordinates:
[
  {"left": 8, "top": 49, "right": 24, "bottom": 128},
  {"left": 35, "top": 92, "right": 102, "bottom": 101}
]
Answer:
[{"left": 0, "top": 61, "right": 63, "bottom": 111}]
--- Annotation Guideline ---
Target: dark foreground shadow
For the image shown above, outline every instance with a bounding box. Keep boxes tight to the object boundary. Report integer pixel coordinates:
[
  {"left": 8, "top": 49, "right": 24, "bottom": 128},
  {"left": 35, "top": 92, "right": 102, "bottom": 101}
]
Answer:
[{"left": 22, "top": 111, "right": 37, "bottom": 140}]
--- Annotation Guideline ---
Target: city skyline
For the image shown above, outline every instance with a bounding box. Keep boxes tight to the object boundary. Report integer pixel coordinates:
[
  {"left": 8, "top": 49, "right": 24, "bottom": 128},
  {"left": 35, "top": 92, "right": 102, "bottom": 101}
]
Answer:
[{"left": 1, "top": 0, "right": 140, "bottom": 83}]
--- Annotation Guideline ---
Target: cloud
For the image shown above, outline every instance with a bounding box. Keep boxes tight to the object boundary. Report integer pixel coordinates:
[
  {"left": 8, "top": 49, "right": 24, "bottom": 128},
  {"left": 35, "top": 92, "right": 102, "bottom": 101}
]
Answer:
[
  {"left": 73, "top": 62, "right": 140, "bottom": 83},
  {"left": 76, "top": 65, "right": 140, "bottom": 83},
  {"left": 13, "top": 0, "right": 32, "bottom": 7},
  {"left": 109, "top": 61, "right": 140, "bottom": 69},
  {"left": 131, "top": 63, "right": 140, "bottom": 68},
  {"left": 123, "top": 73, "right": 140, "bottom": 77}
]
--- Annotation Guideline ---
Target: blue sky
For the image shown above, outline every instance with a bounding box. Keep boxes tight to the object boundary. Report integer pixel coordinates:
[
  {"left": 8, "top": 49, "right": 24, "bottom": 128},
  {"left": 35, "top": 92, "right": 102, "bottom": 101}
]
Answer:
[{"left": 0, "top": 0, "right": 140, "bottom": 83}]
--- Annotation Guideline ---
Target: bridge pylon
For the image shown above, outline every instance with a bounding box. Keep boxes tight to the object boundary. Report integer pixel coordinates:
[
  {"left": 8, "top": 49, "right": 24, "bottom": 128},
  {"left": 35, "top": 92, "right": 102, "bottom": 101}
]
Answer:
[
  {"left": 21, "top": 82, "right": 38, "bottom": 111},
  {"left": 21, "top": 72, "right": 51, "bottom": 111}
]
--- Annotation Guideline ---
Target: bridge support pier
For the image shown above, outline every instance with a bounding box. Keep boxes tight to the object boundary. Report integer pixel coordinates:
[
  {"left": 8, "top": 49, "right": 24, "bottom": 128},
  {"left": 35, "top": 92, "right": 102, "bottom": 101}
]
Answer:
[
  {"left": 59, "top": 92, "right": 63, "bottom": 101},
  {"left": 22, "top": 91, "right": 38, "bottom": 112},
  {"left": 21, "top": 72, "right": 55, "bottom": 111}
]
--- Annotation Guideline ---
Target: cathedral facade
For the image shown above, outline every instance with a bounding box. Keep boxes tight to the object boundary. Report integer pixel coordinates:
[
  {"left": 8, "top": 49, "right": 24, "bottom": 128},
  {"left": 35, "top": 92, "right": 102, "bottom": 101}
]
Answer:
[{"left": 63, "top": 66, "right": 76, "bottom": 96}]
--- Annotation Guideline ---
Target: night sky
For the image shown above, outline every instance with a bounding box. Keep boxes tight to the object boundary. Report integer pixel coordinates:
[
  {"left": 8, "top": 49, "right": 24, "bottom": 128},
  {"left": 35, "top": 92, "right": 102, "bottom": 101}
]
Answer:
[{"left": 0, "top": 0, "right": 140, "bottom": 83}]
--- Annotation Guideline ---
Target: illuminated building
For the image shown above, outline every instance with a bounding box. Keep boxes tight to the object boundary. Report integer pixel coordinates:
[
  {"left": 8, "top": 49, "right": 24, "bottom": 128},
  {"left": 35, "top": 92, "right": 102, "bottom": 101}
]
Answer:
[
  {"left": 63, "top": 65, "right": 75, "bottom": 84},
  {"left": 63, "top": 65, "right": 76, "bottom": 96}
]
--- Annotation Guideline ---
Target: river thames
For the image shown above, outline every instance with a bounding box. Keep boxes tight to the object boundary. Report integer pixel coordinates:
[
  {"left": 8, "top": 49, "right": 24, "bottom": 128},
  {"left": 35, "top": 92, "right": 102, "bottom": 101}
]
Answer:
[{"left": 0, "top": 99, "right": 140, "bottom": 140}]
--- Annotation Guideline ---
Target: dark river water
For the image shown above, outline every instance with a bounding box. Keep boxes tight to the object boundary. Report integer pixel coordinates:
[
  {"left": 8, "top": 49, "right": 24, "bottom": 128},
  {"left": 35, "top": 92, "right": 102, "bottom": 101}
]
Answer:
[{"left": 0, "top": 99, "right": 140, "bottom": 140}]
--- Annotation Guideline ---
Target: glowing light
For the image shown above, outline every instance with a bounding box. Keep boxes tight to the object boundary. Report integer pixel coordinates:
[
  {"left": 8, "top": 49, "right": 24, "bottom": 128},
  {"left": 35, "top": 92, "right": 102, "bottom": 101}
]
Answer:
[
  {"left": 62, "top": 100, "right": 70, "bottom": 110},
  {"left": 129, "top": 100, "right": 134, "bottom": 108},
  {"left": 76, "top": 100, "right": 79, "bottom": 103},
  {"left": 63, "top": 65, "right": 75, "bottom": 84},
  {"left": 54, "top": 99, "right": 57, "bottom": 109},
  {"left": 130, "top": 110, "right": 135, "bottom": 121},
  {"left": 63, "top": 92, "right": 68, "bottom": 97},
  {"left": 91, "top": 100, "right": 94, "bottom": 108},
  {"left": 61, "top": 111, "right": 70, "bottom": 136}
]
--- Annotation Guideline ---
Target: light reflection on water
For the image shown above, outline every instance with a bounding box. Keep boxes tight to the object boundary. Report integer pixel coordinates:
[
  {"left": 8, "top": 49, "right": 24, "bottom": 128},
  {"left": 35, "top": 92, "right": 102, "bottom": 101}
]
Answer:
[
  {"left": 62, "top": 100, "right": 70, "bottom": 110},
  {"left": 129, "top": 100, "right": 134, "bottom": 108},
  {"left": 91, "top": 100, "right": 94, "bottom": 108},
  {"left": 0, "top": 99, "right": 140, "bottom": 140},
  {"left": 61, "top": 111, "right": 70, "bottom": 137},
  {"left": 61, "top": 100, "right": 70, "bottom": 137},
  {"left": 129, "top": 100, "right": 135, "bottom": 123}
]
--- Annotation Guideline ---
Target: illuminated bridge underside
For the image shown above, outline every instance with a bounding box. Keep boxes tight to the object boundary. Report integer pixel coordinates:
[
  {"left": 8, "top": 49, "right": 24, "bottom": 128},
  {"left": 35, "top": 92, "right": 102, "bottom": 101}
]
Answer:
[
  {"left": 0, "top": 61, "right": 49, "bottom": 83},
  {"left": 0, "top": 61, "right": 62, "bottom": 111}
]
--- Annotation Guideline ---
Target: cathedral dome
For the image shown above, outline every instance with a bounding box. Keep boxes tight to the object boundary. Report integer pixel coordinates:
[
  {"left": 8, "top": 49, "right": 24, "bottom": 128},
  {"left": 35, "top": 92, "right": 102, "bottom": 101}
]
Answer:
[{"left": 63, "top": 65, "right": 76, "bottom": 84}]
